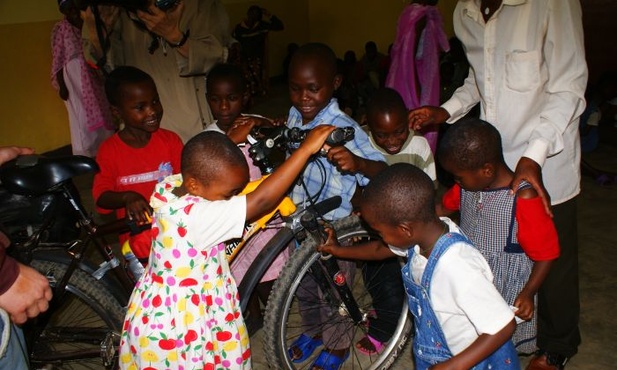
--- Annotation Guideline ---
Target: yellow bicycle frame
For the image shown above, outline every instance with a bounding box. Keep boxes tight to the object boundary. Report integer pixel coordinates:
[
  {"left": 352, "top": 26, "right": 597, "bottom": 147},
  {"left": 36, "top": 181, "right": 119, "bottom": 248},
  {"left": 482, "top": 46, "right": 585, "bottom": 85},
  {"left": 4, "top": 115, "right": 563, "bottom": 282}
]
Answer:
[{"left": 224, "top": 174, "right": 297, "bottom": 263}]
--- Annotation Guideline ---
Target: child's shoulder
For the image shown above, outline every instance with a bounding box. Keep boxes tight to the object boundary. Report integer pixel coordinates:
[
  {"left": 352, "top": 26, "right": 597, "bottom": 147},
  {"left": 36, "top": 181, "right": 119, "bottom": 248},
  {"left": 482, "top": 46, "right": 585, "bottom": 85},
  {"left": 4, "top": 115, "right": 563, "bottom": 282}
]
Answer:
[{"left": 155, "top": 128, "right": 184, "bottom": 142}]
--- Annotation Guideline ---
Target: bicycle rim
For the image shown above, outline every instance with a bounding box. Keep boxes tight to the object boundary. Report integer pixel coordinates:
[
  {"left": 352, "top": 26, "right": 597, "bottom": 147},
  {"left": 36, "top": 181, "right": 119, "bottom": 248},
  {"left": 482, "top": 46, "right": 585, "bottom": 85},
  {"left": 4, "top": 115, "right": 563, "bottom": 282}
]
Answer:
[
  {"left": 28, "top": 259, "right": 125, "bottom": 369},
  {"left": 263, "top": 215, "right": 412, "bottom": 369}
]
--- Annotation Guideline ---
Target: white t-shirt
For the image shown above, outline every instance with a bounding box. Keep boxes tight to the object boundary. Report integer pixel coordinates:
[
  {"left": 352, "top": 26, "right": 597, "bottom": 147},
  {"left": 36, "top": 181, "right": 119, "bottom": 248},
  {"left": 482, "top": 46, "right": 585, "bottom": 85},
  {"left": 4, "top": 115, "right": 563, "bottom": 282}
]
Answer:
[{"left": 390, "top": 218, "right": 514, "bottom": 354}]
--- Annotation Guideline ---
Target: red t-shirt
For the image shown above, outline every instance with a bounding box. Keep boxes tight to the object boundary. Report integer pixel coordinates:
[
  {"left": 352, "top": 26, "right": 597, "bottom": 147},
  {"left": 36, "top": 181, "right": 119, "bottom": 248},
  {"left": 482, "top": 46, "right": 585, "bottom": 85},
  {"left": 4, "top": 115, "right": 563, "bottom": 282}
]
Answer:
[
  {"left": 442, "top": 183, "right": 560, "bottom": 261},
  {"left": 93, "top": 128, "right": 183, "bottom": 243}
]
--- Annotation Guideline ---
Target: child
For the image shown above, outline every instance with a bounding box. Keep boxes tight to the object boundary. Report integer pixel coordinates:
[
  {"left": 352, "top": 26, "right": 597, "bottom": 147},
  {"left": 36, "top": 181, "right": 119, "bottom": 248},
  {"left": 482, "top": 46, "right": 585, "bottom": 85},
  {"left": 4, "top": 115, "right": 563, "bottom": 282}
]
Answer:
[
  {"left": 93, "top": 66, "right": 183, "bottom": 259},
  {"left": 118, "top": 128, "right": 335, "bottom": 369},
  {"left": 366, "top": 87, "right": 436, "bottom": 183},
  {"left": 285, "top": 43, "right": 387, "bottom": 369},
  {"left": 203, "top": 63, "right": 286, "bottom": 331},
  {"left": 437, "top": 119, "right": 560, "bottom": 354},
  {"left": 349, "top": 86, "right": 437, "bottom": 355},
  {"left": 51, "top": 0, "right": 114, "bottom": 157},
  {"left": 319, "top": 163, "right": 520, "bottom": 369}
]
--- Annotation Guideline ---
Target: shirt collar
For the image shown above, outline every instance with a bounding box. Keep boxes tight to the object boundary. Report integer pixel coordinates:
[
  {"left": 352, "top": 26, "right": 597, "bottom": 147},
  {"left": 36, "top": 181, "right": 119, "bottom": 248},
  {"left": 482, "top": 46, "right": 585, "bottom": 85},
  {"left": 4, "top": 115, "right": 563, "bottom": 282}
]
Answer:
[{"left": 461, "top": 0, "right": 527, "bottom": 22}]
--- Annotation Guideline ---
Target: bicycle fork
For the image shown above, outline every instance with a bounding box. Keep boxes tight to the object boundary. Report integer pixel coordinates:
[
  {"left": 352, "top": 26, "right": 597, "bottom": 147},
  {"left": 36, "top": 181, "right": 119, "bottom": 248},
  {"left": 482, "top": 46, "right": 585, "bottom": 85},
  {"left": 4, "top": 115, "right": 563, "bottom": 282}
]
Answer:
[{"left": 300, "top": 212, "right": 365, "bottom": 324}]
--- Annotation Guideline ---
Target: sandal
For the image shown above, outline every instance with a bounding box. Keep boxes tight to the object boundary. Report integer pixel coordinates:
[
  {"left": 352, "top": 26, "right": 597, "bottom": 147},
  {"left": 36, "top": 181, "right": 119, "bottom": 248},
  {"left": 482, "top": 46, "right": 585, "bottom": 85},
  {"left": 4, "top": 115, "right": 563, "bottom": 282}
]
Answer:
[
  {"left": 311, "top": 350, "right": 350, "bottom": 370},
  {"left": 355, "top": 334, "right": 385, "bottom": 355},
  {"left": 287, "top": 333, "right": 323, "bottom": 363}
]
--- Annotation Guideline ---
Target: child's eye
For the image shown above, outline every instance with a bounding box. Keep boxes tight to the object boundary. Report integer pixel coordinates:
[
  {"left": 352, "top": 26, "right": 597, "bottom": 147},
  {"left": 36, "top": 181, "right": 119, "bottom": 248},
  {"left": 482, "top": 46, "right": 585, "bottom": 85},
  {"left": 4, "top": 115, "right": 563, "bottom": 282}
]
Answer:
[
  {"left": 309, "top": 87, "right": 320, "bottom": 93},
  {"left": 229, "top": 95, "right": 240, "bottom": 101}
]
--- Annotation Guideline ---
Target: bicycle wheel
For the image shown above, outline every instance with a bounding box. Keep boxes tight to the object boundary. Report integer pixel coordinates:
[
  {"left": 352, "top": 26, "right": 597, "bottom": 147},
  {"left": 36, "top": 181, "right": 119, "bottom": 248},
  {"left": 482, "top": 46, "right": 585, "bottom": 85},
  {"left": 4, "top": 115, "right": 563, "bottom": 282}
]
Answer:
[
  {"left": 263, "top": 215, "right": 412, "bottom": 369},
  {"left": 27, "top": 259, "right": 126, "bottom": 369}
]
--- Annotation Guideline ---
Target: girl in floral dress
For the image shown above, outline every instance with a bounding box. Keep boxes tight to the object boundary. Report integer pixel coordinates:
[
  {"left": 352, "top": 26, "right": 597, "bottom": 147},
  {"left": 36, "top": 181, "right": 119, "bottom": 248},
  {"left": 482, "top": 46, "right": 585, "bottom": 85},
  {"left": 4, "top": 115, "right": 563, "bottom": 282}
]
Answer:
[{"left": 119, "top": 128, "right": 334, "bottom": 369}]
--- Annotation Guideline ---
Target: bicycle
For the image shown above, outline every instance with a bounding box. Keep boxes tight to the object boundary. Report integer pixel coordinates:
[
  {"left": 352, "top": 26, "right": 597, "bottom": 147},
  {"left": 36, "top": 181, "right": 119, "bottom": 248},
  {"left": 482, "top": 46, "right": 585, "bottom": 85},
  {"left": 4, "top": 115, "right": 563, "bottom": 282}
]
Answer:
[{"left": 239, "top": 126, "right": 413, "bottom": 369}]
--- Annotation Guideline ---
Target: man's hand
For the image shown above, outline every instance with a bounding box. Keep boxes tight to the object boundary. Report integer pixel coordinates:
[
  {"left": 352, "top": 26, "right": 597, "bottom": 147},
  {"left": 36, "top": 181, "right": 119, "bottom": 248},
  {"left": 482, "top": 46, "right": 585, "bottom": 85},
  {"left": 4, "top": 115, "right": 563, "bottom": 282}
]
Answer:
[
  {"left": 0, "top": 146, "right": 34, "bottom": 165},
  {"left": 512, "top": 157, "right": 552, "bottom": 216},
  {"left": 407, "top": 106, "right": 450, "bottom": 131},
  {"left": 137, "top": 1, "right": 185, "bottom": 44},
  {"left": 0, "top": 264, "right": 52, "bottom": 324}
]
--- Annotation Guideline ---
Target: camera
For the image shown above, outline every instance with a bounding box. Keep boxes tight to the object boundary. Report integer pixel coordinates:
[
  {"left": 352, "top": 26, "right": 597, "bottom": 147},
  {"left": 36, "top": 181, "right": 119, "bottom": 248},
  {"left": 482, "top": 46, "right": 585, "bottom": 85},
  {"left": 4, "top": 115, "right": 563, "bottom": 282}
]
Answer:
[{"left": 76, "top": 0, "right": 179, "bottom": 12}]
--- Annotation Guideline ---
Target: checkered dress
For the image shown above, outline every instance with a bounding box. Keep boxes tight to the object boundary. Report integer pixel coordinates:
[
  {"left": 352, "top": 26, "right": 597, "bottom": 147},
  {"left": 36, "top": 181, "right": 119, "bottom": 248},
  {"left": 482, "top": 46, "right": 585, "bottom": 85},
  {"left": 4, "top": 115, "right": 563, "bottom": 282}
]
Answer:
[{"left": 459, "top": 183, "right": 537, "bottom": 354}]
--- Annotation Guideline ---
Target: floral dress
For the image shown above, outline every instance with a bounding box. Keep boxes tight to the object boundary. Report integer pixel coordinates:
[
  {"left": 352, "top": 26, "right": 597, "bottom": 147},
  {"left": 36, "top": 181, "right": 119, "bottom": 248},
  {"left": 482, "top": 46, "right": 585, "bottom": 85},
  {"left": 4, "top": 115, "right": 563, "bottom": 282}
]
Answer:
[{"left": 119, "top": 175, "right": 251, "bottom": 369}]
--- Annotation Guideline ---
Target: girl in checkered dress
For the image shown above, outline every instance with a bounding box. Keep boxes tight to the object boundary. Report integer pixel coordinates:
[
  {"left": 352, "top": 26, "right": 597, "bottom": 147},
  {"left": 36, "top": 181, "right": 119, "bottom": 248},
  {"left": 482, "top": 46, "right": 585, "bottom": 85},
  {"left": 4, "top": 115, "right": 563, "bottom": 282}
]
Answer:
[{"left": 436, "top": 118, "right": 560, "bottom": 354}]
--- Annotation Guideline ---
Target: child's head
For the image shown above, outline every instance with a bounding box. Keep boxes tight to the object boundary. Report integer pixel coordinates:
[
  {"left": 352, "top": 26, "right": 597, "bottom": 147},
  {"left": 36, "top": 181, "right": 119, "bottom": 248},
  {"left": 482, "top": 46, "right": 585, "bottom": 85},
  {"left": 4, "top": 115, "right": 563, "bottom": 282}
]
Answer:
[
  {"left": 181, "top": 131, "right": 249, "bottom": 200},
  {"left": 288, "top": 43, "right": 342, "bottom": 124},
  {"left": 206, "top": 63, "right": 248, "bottom": 131},
  {"left": 105, "top": 66, "right": 162, "bottom": 133},
  {"left": 366, "top": 88, "right": 410, "bottom": 155},
  {"left": 360, "top": 163, "right": 436, "bottom": 249},
  {"left": 437, "top": 118, "right": 505, "bottom": 191}
]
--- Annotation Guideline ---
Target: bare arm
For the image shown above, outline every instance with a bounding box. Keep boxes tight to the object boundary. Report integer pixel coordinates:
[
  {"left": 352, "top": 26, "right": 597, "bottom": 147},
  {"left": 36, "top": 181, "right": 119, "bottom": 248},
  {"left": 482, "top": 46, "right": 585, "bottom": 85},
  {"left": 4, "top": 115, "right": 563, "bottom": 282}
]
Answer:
[
  {"left": 325, "top": 146, "right": 387, "bottom": 178},
  {"left": 318, "top": 227, "right": 396, "bottom": 260},
  {"left": 96, "top": 191, "right": 152, "bottom": 224},
  {"left": 514, "top": 260, "right": 553, "bottom": 321}
]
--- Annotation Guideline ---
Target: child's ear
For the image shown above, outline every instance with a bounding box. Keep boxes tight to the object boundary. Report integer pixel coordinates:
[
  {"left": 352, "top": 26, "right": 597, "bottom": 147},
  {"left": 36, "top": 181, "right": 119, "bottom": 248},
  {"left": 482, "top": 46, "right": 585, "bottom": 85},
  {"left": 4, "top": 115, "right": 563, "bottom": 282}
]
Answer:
[
  {"left": 110, "top": 105, "right": 121, "bottom": 119},
  {"left": 333, "top": 74, "right": 343, "bottom": 91},
  {"left": 398, "top": 221, "right": 414, "bottom": 239},
  {"left": 482, "top": 162, "right": 495, "bottom": 177},
  {"left": 242, "top": 90, "right": 251, "bottom": 107}
]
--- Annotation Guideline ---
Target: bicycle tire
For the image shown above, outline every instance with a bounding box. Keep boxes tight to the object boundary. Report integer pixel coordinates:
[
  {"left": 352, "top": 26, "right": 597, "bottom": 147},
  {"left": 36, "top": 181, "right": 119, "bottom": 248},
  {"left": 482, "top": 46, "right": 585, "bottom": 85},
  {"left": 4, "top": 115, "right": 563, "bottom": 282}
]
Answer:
[
  {"left": 263, "top": 215, "right": 412, "bottom": 369},
  {"left": 27, "top": 259, "right": 126, "bottom": 369}
]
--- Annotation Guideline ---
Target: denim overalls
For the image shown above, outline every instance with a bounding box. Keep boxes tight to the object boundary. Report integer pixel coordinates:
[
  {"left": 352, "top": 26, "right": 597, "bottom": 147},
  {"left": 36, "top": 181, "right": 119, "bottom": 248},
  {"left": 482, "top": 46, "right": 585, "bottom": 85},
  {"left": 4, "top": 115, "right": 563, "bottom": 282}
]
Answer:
[{"left": 402, "top": 232, "right": 520, "bottom": 369}]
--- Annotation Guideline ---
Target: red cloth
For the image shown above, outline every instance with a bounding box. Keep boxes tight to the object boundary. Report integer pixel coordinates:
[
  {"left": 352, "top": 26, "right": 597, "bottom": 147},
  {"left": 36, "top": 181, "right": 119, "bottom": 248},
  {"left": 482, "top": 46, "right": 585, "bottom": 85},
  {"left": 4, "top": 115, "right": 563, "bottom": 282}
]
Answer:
[
  {"left": 442, "top": 184, "right": 560, "bottom": 261},
  {"left": 93, "top": 128, "right": 183, "bottom": 244}
]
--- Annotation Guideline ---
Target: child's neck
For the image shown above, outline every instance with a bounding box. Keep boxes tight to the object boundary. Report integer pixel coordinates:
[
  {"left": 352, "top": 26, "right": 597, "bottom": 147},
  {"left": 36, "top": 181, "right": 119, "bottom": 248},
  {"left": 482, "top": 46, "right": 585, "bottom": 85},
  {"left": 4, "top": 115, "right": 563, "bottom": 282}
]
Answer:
[
  {"left": 417, "top": 219, "right": 448, "bottom": 258},
  {"left": 118, "top": 128, "right": 152, "bottom": 148}
]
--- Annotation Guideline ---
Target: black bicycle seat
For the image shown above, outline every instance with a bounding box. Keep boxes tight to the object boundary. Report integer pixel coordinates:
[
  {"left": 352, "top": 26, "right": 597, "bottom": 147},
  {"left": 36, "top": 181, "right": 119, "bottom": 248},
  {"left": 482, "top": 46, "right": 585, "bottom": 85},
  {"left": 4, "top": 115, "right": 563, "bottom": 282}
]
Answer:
[{"left": 0, "top": 155, "right": 99, "bottom": 196}]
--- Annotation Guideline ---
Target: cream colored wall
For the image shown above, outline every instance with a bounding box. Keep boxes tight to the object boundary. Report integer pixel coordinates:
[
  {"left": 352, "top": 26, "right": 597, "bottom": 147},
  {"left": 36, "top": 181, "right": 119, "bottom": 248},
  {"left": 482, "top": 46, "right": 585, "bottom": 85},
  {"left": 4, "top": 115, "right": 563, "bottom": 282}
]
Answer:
[{"left": 0, "top": 0, "right": 455, "bottom": 152}]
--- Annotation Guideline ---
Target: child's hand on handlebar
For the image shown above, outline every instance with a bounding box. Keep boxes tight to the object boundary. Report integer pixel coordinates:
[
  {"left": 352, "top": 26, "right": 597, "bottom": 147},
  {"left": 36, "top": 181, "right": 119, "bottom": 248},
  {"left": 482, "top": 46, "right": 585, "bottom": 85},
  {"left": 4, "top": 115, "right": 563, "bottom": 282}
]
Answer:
[
  {"left": 316, "top": 227, "right": 342, "bottom": 256},
  {"left": 300, "top": 125, "right": 337, "bottom": 155},
  {"left": 324, "top": 146, "right": 361, "bottom": 173}
]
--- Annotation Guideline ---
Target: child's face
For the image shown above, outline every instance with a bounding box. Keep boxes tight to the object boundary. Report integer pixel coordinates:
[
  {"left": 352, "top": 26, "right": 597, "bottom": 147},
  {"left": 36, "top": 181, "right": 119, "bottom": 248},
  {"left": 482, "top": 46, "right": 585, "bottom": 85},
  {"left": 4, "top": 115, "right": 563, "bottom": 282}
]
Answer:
[
  {"left": 191, "top": 164, "right": 249, "bottom": 201},
  {"left": 441, "top": 158, "right": 491, "bottom": 192},
  {"left": 112, "top": 81, "right": 163, "bottom": 134},
  {"left": 368, "top": 110, "right": 410, "bottom": 155},
  {"left": 206, "top": 78, "right": 246, "bottom": 132},
  {"left": 361, "top": 204, "right": 414, "bottom": 249},
  {"left": 288, "top": 57, "right": 341, "bottom": 124}
]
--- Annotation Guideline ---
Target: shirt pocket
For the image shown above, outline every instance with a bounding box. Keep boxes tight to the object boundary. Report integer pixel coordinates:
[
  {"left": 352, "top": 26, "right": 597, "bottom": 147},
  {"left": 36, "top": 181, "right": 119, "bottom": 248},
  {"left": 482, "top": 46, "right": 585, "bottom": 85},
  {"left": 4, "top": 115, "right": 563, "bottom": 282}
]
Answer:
[{"left": 505, "top": 50, "right": 540, "bottom": 92}]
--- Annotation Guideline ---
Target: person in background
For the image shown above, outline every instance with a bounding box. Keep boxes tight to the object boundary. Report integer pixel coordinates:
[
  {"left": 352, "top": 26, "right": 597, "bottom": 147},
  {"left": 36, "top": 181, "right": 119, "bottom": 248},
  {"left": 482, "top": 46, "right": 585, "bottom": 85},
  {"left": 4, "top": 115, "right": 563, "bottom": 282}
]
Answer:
[
  {"left": 408, "top": 1, "right": 587, "bottom": 368},
  {"left": 233, "top": 5, "right": 284, "bottom": 97},
  {"left": 386, "top": 0, "right": 449, "bottom": 154},
  {"left": 93, "top": 66, "right": 183, "bottom": 260},
  {"left": 81, "top": 0, "right": 236, "bottom": 142},
  {"left": 0, "top": 146, "right": 53, "bottom": 368},
  {"left": 437, "top": 118, "right": 559, "bottom": 354},
  {"left": 51, "top": 0, "right": 114, "bottom": 157},
  {"left": 319, "top": 163, "right": 519, "bottom": 370}
]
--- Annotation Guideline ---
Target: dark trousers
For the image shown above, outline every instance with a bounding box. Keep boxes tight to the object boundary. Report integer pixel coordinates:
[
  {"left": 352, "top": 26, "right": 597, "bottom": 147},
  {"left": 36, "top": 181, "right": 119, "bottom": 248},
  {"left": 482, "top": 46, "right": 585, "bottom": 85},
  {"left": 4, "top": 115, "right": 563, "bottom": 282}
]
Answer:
[
  {"left": 536, "top": 197, "right": 581, "bottom": 357},
  {"left": 363, "top": 258, "right": 406, "bottom": 343}
]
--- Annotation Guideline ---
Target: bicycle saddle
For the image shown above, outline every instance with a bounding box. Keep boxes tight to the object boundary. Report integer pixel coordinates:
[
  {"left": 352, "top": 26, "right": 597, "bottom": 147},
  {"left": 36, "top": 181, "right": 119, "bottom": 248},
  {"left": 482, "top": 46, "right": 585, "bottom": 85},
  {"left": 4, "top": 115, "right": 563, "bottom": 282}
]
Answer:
[{"left": 0, "top": 155, "right": 99, "bottom": 196}]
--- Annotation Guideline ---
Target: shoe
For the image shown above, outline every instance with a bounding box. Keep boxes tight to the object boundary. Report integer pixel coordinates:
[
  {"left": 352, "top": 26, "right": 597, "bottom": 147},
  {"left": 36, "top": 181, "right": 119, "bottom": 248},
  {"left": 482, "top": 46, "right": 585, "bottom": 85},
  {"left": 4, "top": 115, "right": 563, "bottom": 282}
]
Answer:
[
  {"left": 525, "top": 350, "right": 569, "bottom": 370},
  {"left": 287, "top": 333, "right": 323, "bottom": 363},
  {"left": 311, "top": 349, "right": 350, "bottom": 370},
  {"left": 355, "top": 334, "right": 385, "bottom": 355}
]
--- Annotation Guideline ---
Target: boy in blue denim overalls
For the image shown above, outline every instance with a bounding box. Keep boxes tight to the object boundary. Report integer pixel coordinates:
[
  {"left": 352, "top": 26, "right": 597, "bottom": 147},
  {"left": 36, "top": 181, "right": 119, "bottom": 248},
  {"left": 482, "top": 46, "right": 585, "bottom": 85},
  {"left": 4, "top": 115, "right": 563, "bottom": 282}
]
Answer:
[{"left": 319, "top": 163, "right": 521, "bottom": 369}]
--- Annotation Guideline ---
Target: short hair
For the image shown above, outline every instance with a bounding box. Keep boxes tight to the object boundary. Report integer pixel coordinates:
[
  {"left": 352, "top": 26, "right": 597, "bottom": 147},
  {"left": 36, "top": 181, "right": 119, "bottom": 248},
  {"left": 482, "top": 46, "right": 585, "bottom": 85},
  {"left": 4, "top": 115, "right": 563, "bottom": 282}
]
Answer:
[
  {"left": 289, "top": 42, "right": 338, "bottom": 80},
  {"left": 362, "top": 163, "right": 436, "bottom": 225},
  {"left": 105, "top": 66, "right": 155, "bottom": 106},
  {"left": 437, "top": 118, "right": 504, "bottom": 171},
  {"left": 366, "top": 88, "right": 408, "bottom": 123},
  {"left": 206, "top": 63, "right": 246, "bottom": 94},
  {"left": 181, "top": 131, "right": 248, "bottom": 185}
]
